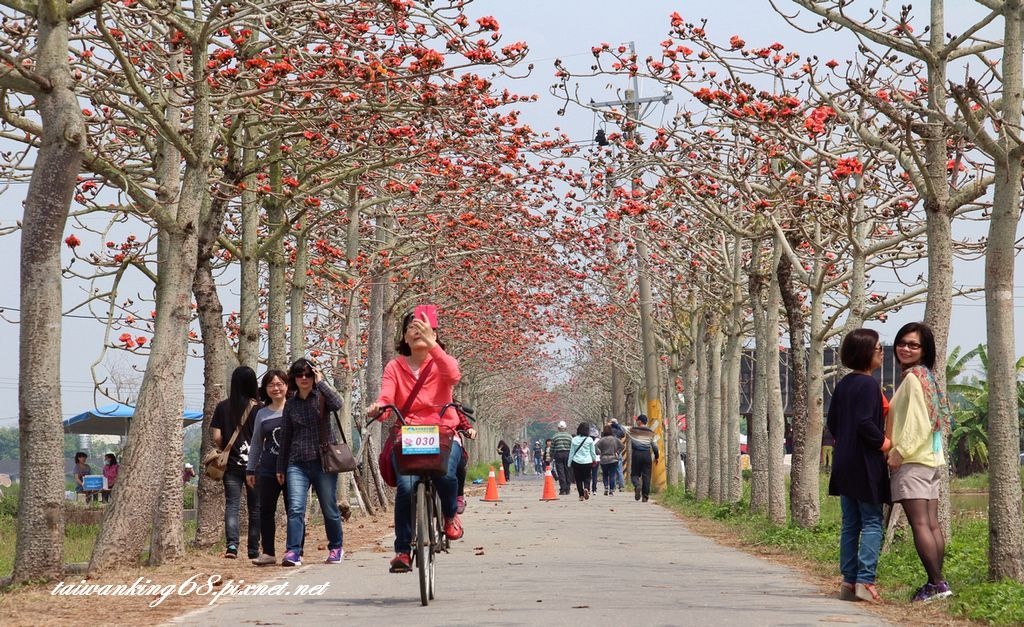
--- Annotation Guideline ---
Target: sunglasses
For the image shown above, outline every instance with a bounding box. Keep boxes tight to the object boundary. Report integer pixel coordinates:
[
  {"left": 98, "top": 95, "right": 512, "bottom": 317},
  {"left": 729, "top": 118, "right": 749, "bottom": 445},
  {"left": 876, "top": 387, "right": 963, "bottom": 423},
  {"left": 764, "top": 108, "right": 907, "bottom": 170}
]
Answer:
[
  {"left": 895, "top": 341, "right": 922, "bottom": 350},
  {"left": 293, "top": 371, "right": 315, "bottom": 379}
]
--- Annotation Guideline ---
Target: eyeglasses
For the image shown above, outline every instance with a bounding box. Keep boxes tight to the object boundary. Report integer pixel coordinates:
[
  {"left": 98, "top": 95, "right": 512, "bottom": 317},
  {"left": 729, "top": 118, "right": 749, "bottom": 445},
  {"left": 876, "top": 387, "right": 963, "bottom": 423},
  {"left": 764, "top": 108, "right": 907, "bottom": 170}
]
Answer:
[
  {"left": 895, "top": 341, "right": 922, "bottom": 350},
  {"left": 294, "top": 372, "right": 315, "bottom": 379}
]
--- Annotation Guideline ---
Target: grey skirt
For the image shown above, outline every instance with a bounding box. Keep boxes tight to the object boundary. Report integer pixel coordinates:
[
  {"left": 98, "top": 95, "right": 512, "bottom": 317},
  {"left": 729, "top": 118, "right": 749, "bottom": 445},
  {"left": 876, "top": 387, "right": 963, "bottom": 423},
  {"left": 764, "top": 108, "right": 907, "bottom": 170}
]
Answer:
[{"left": 890, "top": 463, "right": 942, "bottom": 501}]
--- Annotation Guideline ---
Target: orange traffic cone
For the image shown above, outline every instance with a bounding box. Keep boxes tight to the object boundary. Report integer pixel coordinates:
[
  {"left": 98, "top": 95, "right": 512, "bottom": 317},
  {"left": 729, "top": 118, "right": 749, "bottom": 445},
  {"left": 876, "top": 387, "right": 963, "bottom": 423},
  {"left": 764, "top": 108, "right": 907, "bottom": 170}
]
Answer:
[
  {"left": 540, "top": 465, "right": 559, "bottom": 501},
  {"left": 481, "top": 466, "right": 501, "bottom": 502},
  {"left": 496, "top": 465, "right": 507, "bottom": 486}
]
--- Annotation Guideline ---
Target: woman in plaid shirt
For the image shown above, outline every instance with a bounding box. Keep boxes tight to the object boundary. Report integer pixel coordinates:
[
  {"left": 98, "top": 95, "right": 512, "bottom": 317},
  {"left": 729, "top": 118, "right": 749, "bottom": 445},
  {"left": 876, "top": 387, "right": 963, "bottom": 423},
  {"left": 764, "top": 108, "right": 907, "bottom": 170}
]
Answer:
[{"left": 275, "top": 358, "right": 344, "bottom": 567}]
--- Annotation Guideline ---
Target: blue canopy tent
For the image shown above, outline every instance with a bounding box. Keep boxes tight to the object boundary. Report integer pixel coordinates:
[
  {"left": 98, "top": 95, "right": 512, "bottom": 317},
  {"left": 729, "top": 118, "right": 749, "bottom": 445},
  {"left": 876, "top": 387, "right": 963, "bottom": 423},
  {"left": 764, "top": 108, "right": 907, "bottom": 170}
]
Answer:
[{"left": 63, "top": 403, "right": 203, "bottom": 436}]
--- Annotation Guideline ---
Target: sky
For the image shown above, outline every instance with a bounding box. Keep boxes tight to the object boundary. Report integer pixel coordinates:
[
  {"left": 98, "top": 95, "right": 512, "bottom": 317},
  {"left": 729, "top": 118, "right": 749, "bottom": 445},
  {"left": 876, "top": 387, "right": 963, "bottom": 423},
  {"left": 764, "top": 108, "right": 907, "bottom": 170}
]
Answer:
[{"left": 0, "top": 0, "right": 1021, "bottom": 427}]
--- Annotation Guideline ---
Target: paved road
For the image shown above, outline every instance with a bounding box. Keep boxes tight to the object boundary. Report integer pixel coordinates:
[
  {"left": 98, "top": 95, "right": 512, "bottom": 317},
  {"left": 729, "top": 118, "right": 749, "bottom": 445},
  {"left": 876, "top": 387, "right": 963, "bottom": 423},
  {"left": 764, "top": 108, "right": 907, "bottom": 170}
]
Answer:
[{"left": 173, "top": 478, "right": 886, "bottom": 626}]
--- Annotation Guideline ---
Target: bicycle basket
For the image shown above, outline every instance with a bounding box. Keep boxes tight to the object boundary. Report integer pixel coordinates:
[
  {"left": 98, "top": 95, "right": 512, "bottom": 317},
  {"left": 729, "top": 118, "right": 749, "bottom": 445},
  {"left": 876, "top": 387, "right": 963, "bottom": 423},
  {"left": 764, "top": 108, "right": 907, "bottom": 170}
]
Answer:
[{"left": 395, "top": 427, "right": 454, "bottom": 475}]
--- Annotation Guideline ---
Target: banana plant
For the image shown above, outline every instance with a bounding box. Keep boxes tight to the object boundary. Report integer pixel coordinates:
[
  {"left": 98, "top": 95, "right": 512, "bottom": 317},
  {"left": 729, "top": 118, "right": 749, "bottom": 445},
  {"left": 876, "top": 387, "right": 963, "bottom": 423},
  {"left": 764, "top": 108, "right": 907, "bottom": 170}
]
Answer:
[{"left": 945, "top": 344, "right": 1024, "bottom": 475}]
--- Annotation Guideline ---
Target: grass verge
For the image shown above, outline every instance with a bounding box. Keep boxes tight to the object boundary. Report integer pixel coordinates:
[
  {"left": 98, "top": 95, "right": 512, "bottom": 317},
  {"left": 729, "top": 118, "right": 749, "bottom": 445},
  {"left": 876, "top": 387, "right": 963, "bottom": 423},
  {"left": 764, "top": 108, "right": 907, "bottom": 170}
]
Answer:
[{"left": 660, "top": 480, "right": 1024, "bottom": 625}]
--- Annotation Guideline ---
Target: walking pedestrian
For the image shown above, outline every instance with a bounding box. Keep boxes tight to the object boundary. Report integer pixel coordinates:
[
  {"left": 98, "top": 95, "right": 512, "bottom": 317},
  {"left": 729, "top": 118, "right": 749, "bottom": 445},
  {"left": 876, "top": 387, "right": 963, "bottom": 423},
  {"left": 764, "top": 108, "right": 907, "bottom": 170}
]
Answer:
[
  {"left": 610, "top": 418, "right": 626, "bottom": 491},
  {"left": 542, "top": 438, "right": 554, "bottom": 473},
  {"left": 551, "top": 421, "right": 573, "bottom": 495},
  {"left": 512, "top": 442, "right": 524, "bottom": 475},
  {"left": 569, "top": 422, "right": 598, "bottom": 500},
  {"left": 247, "top": 369, "right": 295, "bottom": 566},
  {"left": 587, "top": 424, "right": 600, "bottom": 493},
  {"left": 627, "top": 415, "right": 659, "bottom": 502},
  {"left": 532, "top": 440, "right": 544, "bottom": 474},
  {"left": 275, "top": 358, "right": 345, "bottom": 567},
  {"left": 887, "top": 322, "right": 953, "bottom": 603},
  {"left": 827, "top": 328, "right": 891, "bottom": 603},
  {"left": 210, "top": 366, "right": 261, "bottom": 559},
  {"left": 596, "top": 425, "right": 624, "bottom": 495},
  {"left": 497, "top": 440, "right": 513, "bottom": 481}
]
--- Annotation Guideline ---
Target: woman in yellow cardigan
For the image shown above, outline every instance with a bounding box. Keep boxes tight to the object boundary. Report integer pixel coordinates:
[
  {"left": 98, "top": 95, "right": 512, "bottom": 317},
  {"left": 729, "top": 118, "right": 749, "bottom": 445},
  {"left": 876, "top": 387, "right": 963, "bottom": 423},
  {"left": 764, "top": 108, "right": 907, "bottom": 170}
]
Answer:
[{"left": 887, "top": 322, "right": 953, "bottom": 603}]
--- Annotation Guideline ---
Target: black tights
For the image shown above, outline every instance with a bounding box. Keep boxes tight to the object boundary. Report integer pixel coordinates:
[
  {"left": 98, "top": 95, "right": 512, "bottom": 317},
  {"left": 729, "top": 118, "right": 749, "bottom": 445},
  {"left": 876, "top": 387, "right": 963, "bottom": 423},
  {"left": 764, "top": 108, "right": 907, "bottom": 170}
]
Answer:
[
  {"left": 571, "top": 462, "right": 591, "bottom": 497},
  {"left": 902, "top": 499, "right": 945, "bottom": 584}
]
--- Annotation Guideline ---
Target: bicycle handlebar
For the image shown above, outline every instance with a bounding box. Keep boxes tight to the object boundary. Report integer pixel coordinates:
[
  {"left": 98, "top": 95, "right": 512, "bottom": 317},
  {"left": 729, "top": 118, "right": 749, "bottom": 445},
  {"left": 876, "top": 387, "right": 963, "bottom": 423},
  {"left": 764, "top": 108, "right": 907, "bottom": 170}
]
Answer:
[{"left": 364, "top": 402, "right": 474, "bottom": 430}]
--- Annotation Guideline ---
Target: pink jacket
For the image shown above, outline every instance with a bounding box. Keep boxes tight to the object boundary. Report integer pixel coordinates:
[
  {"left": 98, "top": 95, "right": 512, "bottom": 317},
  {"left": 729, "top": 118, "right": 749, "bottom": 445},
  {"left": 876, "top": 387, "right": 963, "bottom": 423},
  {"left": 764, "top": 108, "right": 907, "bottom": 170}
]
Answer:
[{"left": 377, "top": 345, "right": 462, "bottom": 432}]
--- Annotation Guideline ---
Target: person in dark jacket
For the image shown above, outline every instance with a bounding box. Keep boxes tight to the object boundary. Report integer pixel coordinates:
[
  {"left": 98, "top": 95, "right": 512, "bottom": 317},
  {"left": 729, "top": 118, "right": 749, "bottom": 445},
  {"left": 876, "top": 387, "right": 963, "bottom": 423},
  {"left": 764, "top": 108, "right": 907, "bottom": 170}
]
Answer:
[
  {"left": 627, "top": 415, "right": 660, "bottom": 502},
  {"left": 275, "top": 358, "right": 345, "bottom": 567},
  {"left": 827, "top": 328, "right": 891, "bottom": 603},
  {"left": 497, "top": 440, "right": 512, "bottom": 481}
]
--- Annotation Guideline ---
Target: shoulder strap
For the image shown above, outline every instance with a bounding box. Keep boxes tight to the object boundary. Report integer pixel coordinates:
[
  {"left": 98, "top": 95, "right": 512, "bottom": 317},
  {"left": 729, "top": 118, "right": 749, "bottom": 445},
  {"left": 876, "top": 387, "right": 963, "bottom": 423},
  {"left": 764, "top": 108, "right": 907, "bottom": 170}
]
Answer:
[
  {"left": 319, "top": 390, "right": 348, "bottom": 445},
  {"left": 399, "top": 359, "right": 434, "bottom": 418},
  {"left": 220, "top": 401, "right": 256, "bottom": 462},
  {"left": 569, "top": 438, "right": 582, "bottom": 460}
]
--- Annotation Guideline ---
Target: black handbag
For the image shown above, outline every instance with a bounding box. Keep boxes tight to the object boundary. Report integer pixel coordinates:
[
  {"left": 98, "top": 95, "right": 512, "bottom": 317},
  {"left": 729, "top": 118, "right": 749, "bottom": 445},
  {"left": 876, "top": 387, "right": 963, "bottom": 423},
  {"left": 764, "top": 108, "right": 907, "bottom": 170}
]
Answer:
[{"left": 319, "top": 394, "right": 358, "bottom": 474}]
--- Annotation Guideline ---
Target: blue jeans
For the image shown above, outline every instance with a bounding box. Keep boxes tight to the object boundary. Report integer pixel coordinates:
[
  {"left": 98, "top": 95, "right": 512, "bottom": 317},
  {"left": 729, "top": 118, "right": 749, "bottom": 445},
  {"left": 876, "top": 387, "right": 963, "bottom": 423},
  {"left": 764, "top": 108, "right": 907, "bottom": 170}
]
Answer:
[
  {"left": 285, "top": 460, "right": 343, "bottom": 554},
  {"left": 839, "top": 495, "right": 883, "bottom": 584},
  {"left": 601, "top": 462, "right": 618, "bottom": 492},
  {"left": 393, "top": 440, "right": 462, "bottom": 554},
  {"left": 223, "top": 469, "right": 260, "bottom": 556},
  {"left": 615, "top": 459, "right": 625, "bottom": 489}
]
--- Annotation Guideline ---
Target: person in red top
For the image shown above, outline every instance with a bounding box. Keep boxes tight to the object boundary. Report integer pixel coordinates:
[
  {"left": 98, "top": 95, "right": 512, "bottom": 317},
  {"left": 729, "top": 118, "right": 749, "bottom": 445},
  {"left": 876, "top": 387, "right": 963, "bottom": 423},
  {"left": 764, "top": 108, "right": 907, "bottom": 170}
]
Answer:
[{"left": 367, "top": 310, "right": 476, "bottom": 573}]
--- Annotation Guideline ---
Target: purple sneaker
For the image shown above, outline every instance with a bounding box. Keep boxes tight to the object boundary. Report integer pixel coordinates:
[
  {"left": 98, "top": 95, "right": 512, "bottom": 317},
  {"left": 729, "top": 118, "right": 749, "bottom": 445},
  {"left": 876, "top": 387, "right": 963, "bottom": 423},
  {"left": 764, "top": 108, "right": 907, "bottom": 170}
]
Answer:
[
  {"left": 281, "top": 550, "right": 302, "bottom": 567},
  {"left": 925, "top": 581, "right": 953, "bottom": 602},
  {"left": 456, "top": 496, "right": 466, "bottom": 514},
  {"left": 911, "top": 583, "right": 934, "bottom": 602},
  {"left": 325, "top": 548, "right": 344, "bottom": 564}
]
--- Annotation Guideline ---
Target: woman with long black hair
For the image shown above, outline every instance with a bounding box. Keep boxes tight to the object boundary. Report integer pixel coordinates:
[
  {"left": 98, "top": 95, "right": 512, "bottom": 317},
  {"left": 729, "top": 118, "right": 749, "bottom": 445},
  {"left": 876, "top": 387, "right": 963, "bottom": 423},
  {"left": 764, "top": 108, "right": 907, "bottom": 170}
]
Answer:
[
  {"left": 210, "top": 365, "right": 261, "bottom": 559},
  {"left": 497, "top": 440, "right": 512, "bottom": 481}
]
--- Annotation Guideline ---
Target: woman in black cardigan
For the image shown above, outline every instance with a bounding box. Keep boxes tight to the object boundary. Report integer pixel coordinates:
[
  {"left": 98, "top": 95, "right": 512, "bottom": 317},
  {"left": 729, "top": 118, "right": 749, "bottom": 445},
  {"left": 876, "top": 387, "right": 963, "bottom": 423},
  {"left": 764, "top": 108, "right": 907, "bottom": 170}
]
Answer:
[{"left": 827, "top": 328, "right": 891, "bottom": 603}]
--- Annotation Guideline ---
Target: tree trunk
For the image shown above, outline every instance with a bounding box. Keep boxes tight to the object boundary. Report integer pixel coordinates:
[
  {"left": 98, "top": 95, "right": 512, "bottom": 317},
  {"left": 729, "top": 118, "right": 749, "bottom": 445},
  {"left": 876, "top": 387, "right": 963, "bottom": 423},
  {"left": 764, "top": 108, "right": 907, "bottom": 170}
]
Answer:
[
  {"left": 749, "top": 246, "right": 770, "bottom": 515},
  {"left": 766, "top": 248, "right": 787, "bottom": 525},
  {"left": 779, "top": 250, "right": 816, "bottom": 527},
  {"left": 91, "top": 218, "right": 200, "bottom": 571},
  {"left": 191, "top": 193, "right": 236, "bottom": 547},
  {"left": 683, "top": 314, "right": 699, "bottom": 494},
  {"left": 694, "top": 315, "right": 710, "bottom": 499},
  {"left": 238, "top": 147, "right": 260, "bottom": 368},
  {"left": 723, "top": 237, "right": 742, "bottom": 502},
  {"left": 724, "top": 325, "right": 742, "bottom": 503},
  {"left": 192, "top": 260, "right": 229, "bottom": 547},
  {"left": 12, "top": 0, "right": 86, "bottom": 584},
  {"left": 150, "top": 409, "right": 185, "bottom": 563},
  {"left": 985, "top": 0, "right": 1024, "bottom": 581},
  {"left": 289, "top": 233, "right": 310, "bottom": 357},
  {"left": 707, "top": 319, "right": 723, "bottom": 503},
  {"left": 665, "top": 351, "right": 681, "bottom": 487}
]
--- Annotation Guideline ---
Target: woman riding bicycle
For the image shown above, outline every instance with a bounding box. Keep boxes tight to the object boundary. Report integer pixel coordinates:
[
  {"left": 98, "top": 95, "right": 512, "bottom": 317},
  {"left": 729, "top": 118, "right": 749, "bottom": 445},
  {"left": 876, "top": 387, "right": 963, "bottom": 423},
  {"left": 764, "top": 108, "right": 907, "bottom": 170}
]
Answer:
[{"left": 367, "top": 309, "right": 476, "bottom": 574}]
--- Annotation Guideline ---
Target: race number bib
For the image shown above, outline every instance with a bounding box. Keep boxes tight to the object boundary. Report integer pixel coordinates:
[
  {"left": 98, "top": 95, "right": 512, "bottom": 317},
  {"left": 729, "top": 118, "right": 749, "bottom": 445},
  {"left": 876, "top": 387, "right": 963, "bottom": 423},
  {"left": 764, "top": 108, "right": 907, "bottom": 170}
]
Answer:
[{"left": 401, "top": 425, "right": 441, "bottom": 455}]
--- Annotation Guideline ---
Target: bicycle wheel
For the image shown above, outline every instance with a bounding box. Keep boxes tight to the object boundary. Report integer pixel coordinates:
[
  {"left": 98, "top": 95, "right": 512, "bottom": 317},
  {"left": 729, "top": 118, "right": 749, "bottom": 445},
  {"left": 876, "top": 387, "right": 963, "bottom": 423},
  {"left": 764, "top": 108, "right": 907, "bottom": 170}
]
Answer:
[
  {"left": 415, "top": 482, "right": 429, "bottom": 606},
  {"left": 433, "top": 487, "right": 449, "bottom": 552},
  {"left": 426, "top": 485, "right": 437, "bottom": 600}
]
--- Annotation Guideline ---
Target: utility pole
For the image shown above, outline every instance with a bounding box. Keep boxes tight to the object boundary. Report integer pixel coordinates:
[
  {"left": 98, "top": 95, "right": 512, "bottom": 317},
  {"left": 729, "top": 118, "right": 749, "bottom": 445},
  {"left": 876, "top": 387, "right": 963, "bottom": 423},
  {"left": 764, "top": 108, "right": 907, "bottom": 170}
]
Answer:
[{"left": 591, "top": 42, "right": 673, "bottom": 491}]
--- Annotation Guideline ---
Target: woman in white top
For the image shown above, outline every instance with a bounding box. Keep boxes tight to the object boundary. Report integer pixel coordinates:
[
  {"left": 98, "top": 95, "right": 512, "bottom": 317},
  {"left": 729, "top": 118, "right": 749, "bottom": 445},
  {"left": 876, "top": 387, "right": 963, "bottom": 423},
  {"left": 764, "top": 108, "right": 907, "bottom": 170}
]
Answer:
[{"left": 569, "top": 422, "right": 599, "bottom": 500}]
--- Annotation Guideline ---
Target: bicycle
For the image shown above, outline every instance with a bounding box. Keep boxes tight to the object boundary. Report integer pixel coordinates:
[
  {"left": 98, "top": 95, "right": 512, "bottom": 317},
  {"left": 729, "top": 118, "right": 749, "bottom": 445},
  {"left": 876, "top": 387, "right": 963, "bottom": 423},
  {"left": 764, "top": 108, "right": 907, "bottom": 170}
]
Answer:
[{"left": 371, "top": 401, "right": 474, "bottom": 606}]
